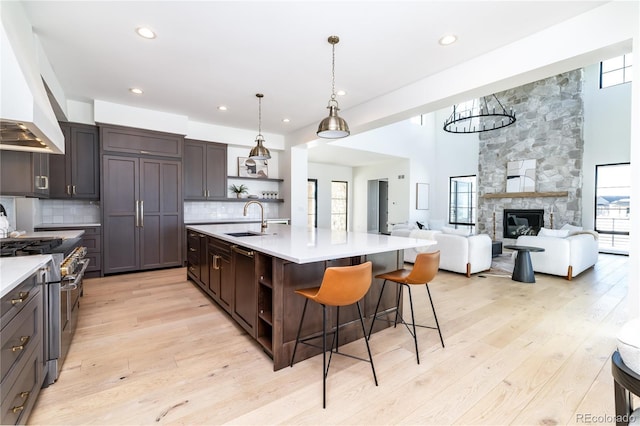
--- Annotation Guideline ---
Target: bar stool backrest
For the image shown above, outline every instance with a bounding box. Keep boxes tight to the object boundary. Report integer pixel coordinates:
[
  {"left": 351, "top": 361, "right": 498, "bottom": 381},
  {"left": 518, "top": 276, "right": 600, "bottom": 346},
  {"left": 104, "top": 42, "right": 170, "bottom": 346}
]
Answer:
[
  {"left": 312, "top": 261, "right": 373, "bottom": 306},
  {"left": 406, "top": 251, "right": 440, "bottom": 284}
]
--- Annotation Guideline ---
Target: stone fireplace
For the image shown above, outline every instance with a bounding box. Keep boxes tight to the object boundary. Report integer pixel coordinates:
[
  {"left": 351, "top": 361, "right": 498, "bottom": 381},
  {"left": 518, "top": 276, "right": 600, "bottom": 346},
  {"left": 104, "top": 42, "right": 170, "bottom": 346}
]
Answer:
[
  {"left": 476, "top": 69, "right": 584, "bottom": 240},
  {"left": 503, "top": 209, "right": 544, "bottom": 238}
]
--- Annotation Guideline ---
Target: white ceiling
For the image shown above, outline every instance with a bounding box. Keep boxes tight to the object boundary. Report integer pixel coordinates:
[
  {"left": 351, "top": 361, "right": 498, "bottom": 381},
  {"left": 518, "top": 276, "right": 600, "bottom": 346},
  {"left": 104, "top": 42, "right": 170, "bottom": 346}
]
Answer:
[{"left": 22, "top": 1, "right": 607, "bottom": 165}]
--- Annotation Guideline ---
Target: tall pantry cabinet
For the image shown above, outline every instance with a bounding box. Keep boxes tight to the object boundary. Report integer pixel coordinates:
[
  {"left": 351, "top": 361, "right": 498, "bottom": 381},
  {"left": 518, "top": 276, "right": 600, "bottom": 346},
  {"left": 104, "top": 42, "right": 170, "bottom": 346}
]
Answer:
[{"left": 100, "top": 124, "right": 183, "bottom": 274}]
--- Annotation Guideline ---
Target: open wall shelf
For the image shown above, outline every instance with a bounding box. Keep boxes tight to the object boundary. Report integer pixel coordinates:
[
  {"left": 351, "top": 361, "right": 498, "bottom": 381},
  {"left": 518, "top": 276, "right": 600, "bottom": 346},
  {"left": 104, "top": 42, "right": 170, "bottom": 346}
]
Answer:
[{"left": 228, "top": 176, "right": 284, "bottom": 182}]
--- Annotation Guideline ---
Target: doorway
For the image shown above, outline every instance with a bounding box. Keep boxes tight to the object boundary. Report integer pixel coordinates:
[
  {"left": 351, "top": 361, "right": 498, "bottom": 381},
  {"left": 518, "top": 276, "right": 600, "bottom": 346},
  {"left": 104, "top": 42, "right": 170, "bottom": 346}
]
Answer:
[{"left": 367, "top": 179, "right": 389, "bottom": 234}]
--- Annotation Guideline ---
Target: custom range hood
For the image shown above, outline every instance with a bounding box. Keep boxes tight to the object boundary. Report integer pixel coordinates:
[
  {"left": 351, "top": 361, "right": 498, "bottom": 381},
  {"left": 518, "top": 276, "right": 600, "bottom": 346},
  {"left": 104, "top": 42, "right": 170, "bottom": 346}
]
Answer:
[{"left": 0, "top": 6, "right": 64, "bottom": 154}]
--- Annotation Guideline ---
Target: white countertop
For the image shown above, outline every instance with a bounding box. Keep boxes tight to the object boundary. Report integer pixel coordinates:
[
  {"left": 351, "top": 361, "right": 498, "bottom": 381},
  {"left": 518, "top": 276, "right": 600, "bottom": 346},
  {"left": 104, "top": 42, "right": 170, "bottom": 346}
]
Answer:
[
  {"left": 2, "top": 230, "right": 85, "bottom": 240},
  {"left": 0, "top": 255, "right": 51, "bottom": 298},
  {"left": 36, "top": 223, "right": 101, "bottom": 228},
  {"left": 187, "top": 223, "right": 435, "bottom": 264},
  {"left": 184, "top": 218, "right": 289, "bottom": 225}
]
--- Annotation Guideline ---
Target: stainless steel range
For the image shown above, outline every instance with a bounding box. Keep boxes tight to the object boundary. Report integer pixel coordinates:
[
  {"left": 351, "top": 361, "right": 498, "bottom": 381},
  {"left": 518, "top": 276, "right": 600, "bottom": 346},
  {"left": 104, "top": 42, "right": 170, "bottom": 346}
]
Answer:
[{"left": 0, "top": 236, "right": 89, "bottom": 386}]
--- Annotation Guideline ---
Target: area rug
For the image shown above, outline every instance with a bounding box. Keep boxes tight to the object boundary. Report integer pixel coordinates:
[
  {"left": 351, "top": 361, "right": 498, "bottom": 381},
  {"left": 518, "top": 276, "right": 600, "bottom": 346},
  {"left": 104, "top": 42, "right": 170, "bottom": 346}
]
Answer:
[{"left": 479, "top": 253, "right": 515, "bottom": 278}]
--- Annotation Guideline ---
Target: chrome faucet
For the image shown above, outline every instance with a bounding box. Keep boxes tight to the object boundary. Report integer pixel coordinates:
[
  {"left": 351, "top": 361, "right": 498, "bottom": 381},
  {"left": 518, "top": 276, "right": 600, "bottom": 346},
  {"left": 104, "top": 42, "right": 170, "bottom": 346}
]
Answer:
[{"left": 243, "top": 200, "right": 267, "bottom": 231}]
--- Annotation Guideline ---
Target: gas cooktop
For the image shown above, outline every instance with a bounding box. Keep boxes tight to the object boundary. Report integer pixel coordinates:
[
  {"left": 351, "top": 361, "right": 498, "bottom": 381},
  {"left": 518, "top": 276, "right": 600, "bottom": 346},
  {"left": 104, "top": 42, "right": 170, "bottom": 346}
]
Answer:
[{"left": 0, "top": 237, "right": 79, "bottom": 258}]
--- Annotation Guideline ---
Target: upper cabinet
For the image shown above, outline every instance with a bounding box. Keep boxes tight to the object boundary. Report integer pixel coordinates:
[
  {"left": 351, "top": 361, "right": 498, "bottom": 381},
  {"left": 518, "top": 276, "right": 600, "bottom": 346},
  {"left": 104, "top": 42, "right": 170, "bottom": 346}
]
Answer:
[
  {"left": 49, "top": 122, "right": 100, "bottom": 200},
  {"left": 0, "top": 151, "right": 49, "bottom": 198},
  {"left": 183, "top": 139, "right": 227, "bottom": 200},
  {"left": 100, "top": 124, "right": 182, "bottom": 158}
]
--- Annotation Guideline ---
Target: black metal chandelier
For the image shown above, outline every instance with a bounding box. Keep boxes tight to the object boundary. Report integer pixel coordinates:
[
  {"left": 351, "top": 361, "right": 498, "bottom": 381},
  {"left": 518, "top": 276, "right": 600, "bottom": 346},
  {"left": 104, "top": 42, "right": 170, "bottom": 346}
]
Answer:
[{"left": 443, "top": 94, "right": 516, "bottom": 133}]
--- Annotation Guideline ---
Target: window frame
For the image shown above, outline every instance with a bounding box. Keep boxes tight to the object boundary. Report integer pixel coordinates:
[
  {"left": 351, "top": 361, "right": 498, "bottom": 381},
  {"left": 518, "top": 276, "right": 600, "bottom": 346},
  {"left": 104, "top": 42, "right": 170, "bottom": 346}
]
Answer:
[
  {"left": 600, "top": 53, "right": 633, "bottom": 89},
  {"left": 594, "top": 163, "right": 630, "bottom": 255},
  {"left": 331, "top": 180, "right": 348, "bottom": 231},
  {"left": 448, "top": 175, "right": 477, "bottom": 227},
  {"left": 307, "top": 179, "right": 318, "bottom": 228}
]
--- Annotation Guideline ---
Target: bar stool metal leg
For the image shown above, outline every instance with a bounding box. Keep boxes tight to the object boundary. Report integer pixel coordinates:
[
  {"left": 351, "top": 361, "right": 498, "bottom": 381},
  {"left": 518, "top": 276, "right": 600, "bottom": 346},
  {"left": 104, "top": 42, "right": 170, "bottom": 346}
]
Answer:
[
  {"left": 290, "top": 298, "right": 309, "bottom": 367},
  {"left": 406, "top": 284, "right": 420, "bottom": 364},
  {"left": 356, "top": 301, "right": 378, "bottom": 386},
  {"left": 426, "top": 283, "right": 444, "bottom": 348}
]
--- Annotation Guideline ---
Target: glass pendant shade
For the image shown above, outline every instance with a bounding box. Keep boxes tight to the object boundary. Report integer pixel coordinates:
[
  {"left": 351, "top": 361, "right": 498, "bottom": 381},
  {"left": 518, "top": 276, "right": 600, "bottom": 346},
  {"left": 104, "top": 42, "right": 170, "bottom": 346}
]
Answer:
[
  {"left": 317, "top": 104, "right": 350, "bottom": 138},
  {"left": 249, "top": 134, "right": 271, "bottom": 160}
]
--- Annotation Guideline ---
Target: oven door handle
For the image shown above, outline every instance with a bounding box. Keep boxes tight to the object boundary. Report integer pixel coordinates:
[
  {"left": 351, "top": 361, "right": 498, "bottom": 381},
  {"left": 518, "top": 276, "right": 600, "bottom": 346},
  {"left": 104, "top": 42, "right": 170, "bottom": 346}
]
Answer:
[{"left": 61, "top": 259, "right": 90, "bottom": 291}]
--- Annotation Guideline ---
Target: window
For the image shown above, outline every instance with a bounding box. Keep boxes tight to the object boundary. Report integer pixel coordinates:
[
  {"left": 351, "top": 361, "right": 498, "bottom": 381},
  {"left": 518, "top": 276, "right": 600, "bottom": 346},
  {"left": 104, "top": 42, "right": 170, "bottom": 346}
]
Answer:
[
  {"left": 449, "top": 175, "right": 477, "bottom": 228},
  {"left": 307, "top": 179, "right": 317, "bottom": 228},
  {"left": 595, "top": 163, "right": 630, "bottom": 254},
  {"left": 331, "top": 181, "right": 347, "bottom": 231},
  {"left": 600, "top": 54, "right": 633, "bottom": 88}
]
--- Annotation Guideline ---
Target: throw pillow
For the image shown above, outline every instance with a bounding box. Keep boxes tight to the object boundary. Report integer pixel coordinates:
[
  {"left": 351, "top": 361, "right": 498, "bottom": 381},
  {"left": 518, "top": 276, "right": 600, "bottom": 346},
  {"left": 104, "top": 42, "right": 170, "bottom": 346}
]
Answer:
[
  {"left": 538, "top": 227, "right": 570, "bottom": 238},
  {"left": 561, "top": 223, "right": 583, "bottom": 232},
  {"left": 441, "top": 226, "right": 470, "bottom": 236}
]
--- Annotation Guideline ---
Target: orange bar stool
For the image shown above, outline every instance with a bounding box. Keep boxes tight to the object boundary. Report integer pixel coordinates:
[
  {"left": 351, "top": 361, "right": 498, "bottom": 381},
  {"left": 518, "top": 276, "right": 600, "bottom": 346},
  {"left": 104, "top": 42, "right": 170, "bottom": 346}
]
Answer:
[
  {"left": 367, "top": 251, "right": 444, "bottom": 364},
  {"left": 290, "top": 261, "right": 378, "bottom": 408}
]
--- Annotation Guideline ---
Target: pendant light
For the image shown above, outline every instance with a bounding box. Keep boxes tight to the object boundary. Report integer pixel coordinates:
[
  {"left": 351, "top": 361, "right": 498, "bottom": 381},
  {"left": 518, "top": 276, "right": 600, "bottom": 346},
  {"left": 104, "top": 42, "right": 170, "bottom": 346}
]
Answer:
[
  {"left": 317, "top": 36, "right": 350, "bottom": 139},
  {"left": 248, "top": 93, "right": 271, "bottom": 160},
  {"left": 443, "top": 94, "right": 516, "bottom": 133}
]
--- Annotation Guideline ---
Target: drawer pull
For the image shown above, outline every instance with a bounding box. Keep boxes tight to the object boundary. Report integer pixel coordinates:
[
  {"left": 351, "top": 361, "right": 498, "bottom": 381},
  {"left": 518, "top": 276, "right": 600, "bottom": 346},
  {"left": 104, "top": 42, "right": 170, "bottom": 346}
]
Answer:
[
  {"left": 11, "top": 292, "right": 29, "bottom": 305},
  {"left": 12, "top": 336, "right": 30, "bottom": 352},
  {"left": 189, "top": 266, "right": 196, "bottom": 272},
  {"left": 12, "top": 391, "right": 31, "bottom": 413},
  {"left": 189, "top": 247, "right": 197, "bottom": 252}
]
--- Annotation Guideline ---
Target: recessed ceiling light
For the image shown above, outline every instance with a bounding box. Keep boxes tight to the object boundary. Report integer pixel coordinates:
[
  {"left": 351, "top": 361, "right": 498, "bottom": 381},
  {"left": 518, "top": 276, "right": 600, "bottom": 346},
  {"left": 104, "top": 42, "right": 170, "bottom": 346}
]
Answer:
[
  {"left": 438, "top": 34, "right": 458, "bottom": 46},
  {"left": 129, "top": 87, "right": 143, "bottom": 95},
  {"left": 136, "top": 27, "right": 156, "bottom": 39},
  {"left": 336, "top": 90, "right": 347, "bottom": 96},
  {"left": 282, "top": 118, "right": 290, "bottom": 123},
  {"left": 218, "top": 106, "right": 228, "bottom": 111}
]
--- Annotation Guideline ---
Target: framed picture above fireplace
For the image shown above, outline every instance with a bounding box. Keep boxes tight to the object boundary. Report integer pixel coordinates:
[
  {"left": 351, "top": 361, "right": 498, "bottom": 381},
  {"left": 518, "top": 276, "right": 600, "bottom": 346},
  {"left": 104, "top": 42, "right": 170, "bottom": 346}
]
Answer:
[{"left": 506, "top": 159, "right": 536, "bottom": 192}]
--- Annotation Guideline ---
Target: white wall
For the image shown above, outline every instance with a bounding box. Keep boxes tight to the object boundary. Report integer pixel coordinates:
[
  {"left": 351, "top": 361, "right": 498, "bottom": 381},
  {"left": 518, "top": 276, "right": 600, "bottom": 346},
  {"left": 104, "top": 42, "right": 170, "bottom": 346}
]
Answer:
[
  {"left": 308, "top": 162, "right": 353, "bottom": 230},
  {"left": 352, "top": 159, "right": 410, "bottom": 232},
  {"left": 582, "top": 63, "right": 632, "bottom": 229},
  {"left": 431, "top": 108, "right": 480, "bottom": 223}
]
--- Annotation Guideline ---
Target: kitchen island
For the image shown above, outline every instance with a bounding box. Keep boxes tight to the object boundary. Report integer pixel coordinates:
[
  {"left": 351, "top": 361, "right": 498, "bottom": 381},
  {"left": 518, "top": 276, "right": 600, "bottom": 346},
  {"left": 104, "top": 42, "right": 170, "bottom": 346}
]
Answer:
[{"left": 186, "top": 223, "right": 435, "bottom": 370}]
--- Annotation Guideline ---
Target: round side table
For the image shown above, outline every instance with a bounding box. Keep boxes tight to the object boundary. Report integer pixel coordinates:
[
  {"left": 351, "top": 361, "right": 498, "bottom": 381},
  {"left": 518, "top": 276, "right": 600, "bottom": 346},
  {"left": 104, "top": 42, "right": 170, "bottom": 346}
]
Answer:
[{"left": 503, "top": 245, "right": 545, "bottom": 283}]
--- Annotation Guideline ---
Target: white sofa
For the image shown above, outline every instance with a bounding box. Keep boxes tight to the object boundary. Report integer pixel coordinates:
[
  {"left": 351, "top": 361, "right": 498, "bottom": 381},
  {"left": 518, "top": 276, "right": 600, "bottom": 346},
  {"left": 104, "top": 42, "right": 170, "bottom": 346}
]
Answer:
[
  {"left": 391, "top": 224, "right": 492, "bottom": 277},
  {"left": 515, "top": 227, "right": 599, "bottom": 280}
]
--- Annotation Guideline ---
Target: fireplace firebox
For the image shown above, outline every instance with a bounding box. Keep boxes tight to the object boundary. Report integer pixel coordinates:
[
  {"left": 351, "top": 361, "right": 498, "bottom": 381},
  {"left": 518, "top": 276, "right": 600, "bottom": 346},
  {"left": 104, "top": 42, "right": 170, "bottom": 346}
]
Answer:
[{"left": 503, "top": 209, "right": 544, "bottom": 238}]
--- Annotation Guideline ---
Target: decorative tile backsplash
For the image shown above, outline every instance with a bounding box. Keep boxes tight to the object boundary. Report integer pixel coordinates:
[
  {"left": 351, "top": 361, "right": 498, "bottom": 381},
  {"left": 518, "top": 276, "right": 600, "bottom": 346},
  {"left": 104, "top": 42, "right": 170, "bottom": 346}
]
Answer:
[
  {"left": 40, "top": 200, "right": 101, "bottom": 224},
  {"left": 184, "top": 201, "right": 279, "bottom": 222}
]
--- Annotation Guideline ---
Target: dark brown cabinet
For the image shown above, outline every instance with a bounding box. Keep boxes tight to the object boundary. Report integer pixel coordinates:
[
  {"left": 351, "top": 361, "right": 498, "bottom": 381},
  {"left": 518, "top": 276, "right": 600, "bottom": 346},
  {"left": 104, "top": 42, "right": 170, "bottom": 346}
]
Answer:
[
  {"left": 232, "top": 245, "right": 257, "bottom": 337},
  {"left": 50, "top": 122, "right": 99, "bottom": 200},
  {"left": 183, "top": 139, "right": 227, "bottom": 200},
  {"left": 208, "top": 237, "right": 233, "bottom": 313},
  {"left": 0, "top": 150, "right": 49, "bottom": 197},
  {"left": 102, "top": 155, "right": 183, "bottom": 274},
  {"left": 100, "top": 124, "right": 182, "bottom": 158}
]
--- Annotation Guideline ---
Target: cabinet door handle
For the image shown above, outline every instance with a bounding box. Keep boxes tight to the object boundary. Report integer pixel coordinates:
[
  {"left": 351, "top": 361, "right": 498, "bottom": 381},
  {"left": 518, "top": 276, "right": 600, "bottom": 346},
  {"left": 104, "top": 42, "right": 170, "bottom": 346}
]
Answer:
[
  {"left": 135, "top": 200, "right": 139, "bottom": 227},
  {"left": 203, "top": 190, "right": 207, "bottom": 197},
  {"left": 212, "top": 255, "right": 220, "bottom": 270},
  {"left": 189, "top": 247, "right": 197, "bottom": 252},
  {"left": 140, "top": 201, "right": 144, "bottom": 227},
  {"left": 42, "top": 175, "right": 49, "bottom": 189},
  {"left": 72, "top": 185, "right": 76, "bottom": 195},
  {"left": 11, "top": 291, "right": 29, "bottom": 305},
  {"left": 232, "top": 245, "right": 254, "bottom": 258},
  {"left": 207, "top": 190, "right": 210, "bottom": 197},
  {"left": 11, "top": 336, "right": 30, "bottom": 352},
  {"left": 67, "top": 185, "right": 72, "bottom": 195}
]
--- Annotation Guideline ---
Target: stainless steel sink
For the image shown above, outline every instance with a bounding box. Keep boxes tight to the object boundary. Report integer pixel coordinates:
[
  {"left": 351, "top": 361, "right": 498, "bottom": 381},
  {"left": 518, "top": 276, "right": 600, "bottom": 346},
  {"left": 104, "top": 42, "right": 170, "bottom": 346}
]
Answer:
[{"left": 225, "top": 231, "right": 275, "bottom": 237}]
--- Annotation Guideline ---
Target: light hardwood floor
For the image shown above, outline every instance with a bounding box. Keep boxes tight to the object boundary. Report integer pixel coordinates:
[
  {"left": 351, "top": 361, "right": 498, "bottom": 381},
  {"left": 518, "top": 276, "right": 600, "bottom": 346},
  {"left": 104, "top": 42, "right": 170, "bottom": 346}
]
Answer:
[{"left": 28, "top": 254, "right": 632, "bottom": 425}]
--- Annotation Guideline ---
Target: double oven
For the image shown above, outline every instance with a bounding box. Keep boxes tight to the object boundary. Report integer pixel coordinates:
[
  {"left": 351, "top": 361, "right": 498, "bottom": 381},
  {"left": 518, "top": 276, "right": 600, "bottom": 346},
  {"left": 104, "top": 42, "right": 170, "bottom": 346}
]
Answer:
[{"left": 0, "top": 236, "right": 89, "bottom": 386}]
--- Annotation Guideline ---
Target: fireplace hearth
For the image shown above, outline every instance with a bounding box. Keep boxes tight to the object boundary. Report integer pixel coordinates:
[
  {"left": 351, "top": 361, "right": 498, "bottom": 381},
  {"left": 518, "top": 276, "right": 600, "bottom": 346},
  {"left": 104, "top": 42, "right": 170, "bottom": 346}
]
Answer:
[{"left": 503, "top": 209, "right": 544, "bottom": 238}]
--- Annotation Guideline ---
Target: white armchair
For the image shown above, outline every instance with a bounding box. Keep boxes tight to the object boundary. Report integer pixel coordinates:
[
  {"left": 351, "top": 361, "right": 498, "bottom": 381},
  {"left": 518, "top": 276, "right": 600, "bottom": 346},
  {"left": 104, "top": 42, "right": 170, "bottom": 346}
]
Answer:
[
  {"left": 391, "top": 224, "right": 492, "bottom": 277},
  {"left": 515, "top": 229, "right": 598, "bottom": 280}
]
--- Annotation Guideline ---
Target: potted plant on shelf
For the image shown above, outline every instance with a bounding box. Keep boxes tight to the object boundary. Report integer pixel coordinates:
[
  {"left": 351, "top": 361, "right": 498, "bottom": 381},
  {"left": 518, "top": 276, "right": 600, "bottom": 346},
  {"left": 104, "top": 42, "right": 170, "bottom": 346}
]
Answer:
[{"left": 229, "top": 184, "right": 249, "bottom": 198}]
